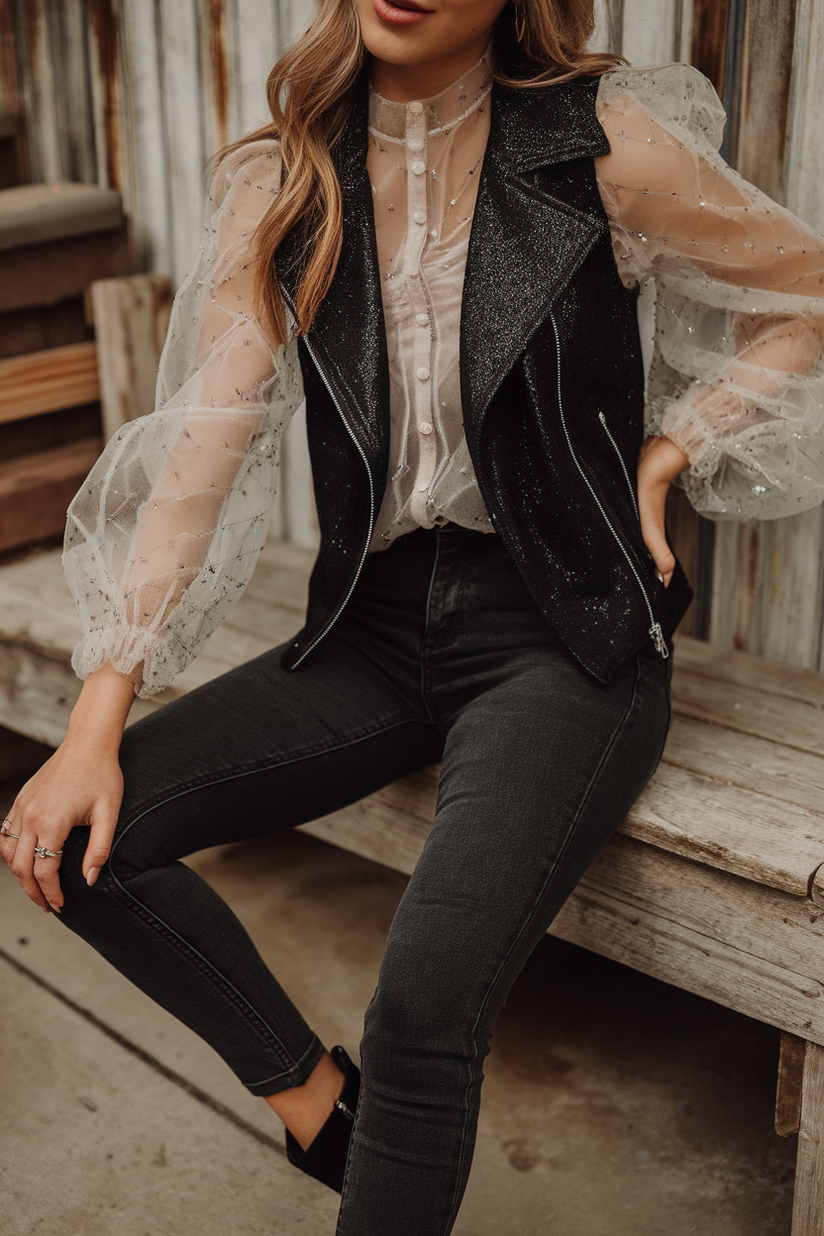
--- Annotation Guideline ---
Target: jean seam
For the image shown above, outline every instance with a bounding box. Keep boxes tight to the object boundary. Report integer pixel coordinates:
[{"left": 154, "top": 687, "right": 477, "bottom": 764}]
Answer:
[
  {"left": 101, "top": 876, "right": 300, "bottom": 1075},
  {"left": 444, "top": 653, "right": 645, "bottom": 1233},
  {"left": 116, "top": 712, "right": 414, "bottom": 824},
  {"left": 105, "top": 715, "right": 427, "bottom": 1083},
  {"left": 246, "top": 1035, "right": 323, "bottom": 1092}
]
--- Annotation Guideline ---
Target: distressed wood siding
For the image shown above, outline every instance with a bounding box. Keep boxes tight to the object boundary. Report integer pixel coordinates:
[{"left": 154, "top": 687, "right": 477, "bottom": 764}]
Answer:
[
  {"left": 690, "top": 0, "right": 730, "bottom": 95},
  {"left": 7, "top": 0, "right": 824, "bottom": 663},
  {"left": 707, "top": 0, "right": 824, "bottom": 669}
]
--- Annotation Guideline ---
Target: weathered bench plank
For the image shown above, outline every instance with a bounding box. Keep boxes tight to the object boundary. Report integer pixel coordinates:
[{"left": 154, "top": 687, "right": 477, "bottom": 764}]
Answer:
[
  {"left": 665, "top": 714, "right": 824, "bottom": 816},
  {"left": 674, "top": 636, "right": 824, "bottom": 711},
  {"left": 672, "top": 671, "right": 824, "bottom": 756},
  {"left": 581, "top": 833, "right": 824, "bottom": 987}
]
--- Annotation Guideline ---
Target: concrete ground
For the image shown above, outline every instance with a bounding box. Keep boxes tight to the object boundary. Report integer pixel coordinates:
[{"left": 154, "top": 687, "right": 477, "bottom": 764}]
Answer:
[{"left": 0, "top": 775, "right": 797, "bottom": 1236}]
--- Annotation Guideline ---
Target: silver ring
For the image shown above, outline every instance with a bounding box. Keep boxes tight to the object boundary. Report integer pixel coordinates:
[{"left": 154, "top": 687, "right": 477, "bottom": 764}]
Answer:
[
  {"left": 33, "top": 845, "right": 63, "bottom": 860},
  {"left": 1, "top": 821, "right": 19, "bottom": 840}
]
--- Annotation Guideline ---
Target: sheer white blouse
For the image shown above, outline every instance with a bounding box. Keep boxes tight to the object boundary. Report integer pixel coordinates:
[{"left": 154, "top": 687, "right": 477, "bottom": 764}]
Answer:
[
  {"left": 63, "top": 62, "right": 824, "bottom": 697},
  {"left": 368, "top": 54, "right": 494, "bottom": 545}
]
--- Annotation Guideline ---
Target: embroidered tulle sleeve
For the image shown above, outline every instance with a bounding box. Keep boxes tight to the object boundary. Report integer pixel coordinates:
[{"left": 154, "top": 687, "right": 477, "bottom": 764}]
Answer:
[
  {"left": 63, "top": 140, "right": 304, "bottom": 697},
  {"left": 595, "top": 65, "right": 824, "bottom": 519}
]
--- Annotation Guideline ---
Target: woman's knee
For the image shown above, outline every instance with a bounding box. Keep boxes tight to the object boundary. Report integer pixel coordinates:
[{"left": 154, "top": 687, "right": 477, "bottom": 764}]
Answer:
[
  {"left": 58, "top": 822, "right": 122, "bottom": 927},
  {"left": 59, "top": 824, "right": 93, "bottom": 899},
  {"left": 362, "top": 962, "right": 488, "bottom": 1066},
  {"left": 58, "top": 800, "right": 164, "bottom": 916}
]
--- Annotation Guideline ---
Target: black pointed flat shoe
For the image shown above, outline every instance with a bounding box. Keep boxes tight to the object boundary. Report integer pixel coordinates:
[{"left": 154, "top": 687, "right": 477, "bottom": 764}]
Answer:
[{"left": 285, "top": 1046, "right": 361, "bottom": 1194}]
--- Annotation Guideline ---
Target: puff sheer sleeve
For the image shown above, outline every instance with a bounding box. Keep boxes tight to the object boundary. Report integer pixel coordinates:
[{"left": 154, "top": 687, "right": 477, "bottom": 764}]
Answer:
[
  {"left": 595, "top": 65, "right": 824, "bottom": 519},
  {"left": 63, "top": 140, "right": 304, "bottom": 697}
]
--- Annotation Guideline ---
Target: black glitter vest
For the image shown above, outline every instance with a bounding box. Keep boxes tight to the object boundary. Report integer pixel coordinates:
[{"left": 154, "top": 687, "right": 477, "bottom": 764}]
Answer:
[{"left": 277, "top": 75, "right": 693, "bottom": 683}]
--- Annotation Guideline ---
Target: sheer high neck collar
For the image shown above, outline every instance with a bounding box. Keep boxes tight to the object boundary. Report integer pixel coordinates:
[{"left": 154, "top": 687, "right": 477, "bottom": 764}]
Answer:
[{"left": 368, "top": 54, "right": 493, "bottom": 141}]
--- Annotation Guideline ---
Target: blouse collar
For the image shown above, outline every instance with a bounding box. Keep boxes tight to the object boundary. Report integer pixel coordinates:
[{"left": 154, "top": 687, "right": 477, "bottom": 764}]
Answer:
[{"left": 368, "top": 54, "right": 493, "bottom": 141}]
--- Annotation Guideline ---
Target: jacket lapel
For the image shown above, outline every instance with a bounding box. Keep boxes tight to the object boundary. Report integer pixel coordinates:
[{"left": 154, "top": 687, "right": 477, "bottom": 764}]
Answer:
[
  {"left": 460, "top": 80, "right": 612, "bottom": 433},
  {"left": 278, "top": 77, "right": 390, "bottom": 492}
]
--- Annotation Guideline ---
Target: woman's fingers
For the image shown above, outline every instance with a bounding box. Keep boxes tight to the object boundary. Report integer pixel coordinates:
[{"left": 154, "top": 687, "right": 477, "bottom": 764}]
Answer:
[
  {"left": 2, "top": 735, "right": 125, "bottom": 912},
  {"left": 640, "top": 484, "right": 676, "bottom": 586},
  {"left": 33, "top": 847, "right": 66, "bottom": 913},
  {"left": 9, "top": 799, "right": 66, "bottom": 912},
  {"left": 7, "top": 824, "right": 51, "bottom": 912},
  {"left": 83, "top": 805, "right": 119, "bottom": 888},
  {"left": 637, "top": 435, "right": 689, "bottom": 588}
]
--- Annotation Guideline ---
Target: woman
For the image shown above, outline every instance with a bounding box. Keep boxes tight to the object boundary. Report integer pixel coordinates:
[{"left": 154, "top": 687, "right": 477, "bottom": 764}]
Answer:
[{"left": 3, "top": 0, "right": 824, "bottom": 1231}]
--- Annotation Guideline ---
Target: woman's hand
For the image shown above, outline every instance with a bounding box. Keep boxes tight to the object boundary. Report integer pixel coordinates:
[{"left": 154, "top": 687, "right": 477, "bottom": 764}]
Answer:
[
  {"left": 0, "top": 664, "right": 135, "bottom": 914},
  {"left": 636, "top": 434, "right": 690, "bottom": 587}
]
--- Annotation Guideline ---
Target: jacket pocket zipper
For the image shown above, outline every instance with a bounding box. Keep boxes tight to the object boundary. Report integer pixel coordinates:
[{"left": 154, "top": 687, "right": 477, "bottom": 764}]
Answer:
[
  {"left": 335, "top": 1098, "right": 355, "bottom": 1121},
  {"left": 549, "top": 313, "right": 668, "bottom": 660},
  {"left": 598, "top": 411, "right": 640, "bottom": 525},
  {"left": 279, "top": 293, "right": 375, "bottom": 668}
]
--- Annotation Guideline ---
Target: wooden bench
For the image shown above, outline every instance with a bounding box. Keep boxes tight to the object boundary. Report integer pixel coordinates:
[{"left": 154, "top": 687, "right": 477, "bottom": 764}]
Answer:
[{"left": 1, "top": 538, "right": 823, "bottom": 1234}]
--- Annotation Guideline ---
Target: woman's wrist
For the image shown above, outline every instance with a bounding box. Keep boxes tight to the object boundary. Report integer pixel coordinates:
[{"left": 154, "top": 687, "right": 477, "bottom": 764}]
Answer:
[{"left": 65, "top": 663, "right": 137, "bottom": 753}]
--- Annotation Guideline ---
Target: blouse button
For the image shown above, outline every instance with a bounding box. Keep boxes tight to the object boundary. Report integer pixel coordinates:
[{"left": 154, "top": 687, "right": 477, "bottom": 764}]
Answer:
[
  {"left": 419, "top": 422, "right": 434, "bottom": 435},
  {"left": 409, "top": 101, "right": 424, "bottom": 115},
  {"left": 408, "top": 138, "right": 424, "bottom": 152},
  {"left": 411, "top": 160, "right": 427, "bottom": 176},
  {"left": 413, "top": 210, "right": 427, "bottom": 225},
  {"left": 416, "top": 313, "right": 429, "bottom": 327},
  {"left": 416, "top": 367, "right": 430, "bottom": 381}
]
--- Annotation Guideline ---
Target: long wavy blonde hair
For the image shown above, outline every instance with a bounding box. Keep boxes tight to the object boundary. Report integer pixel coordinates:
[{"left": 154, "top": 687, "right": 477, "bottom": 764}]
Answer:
[{"left": 230, "top": 0, "right": 624, "bottom": 347}]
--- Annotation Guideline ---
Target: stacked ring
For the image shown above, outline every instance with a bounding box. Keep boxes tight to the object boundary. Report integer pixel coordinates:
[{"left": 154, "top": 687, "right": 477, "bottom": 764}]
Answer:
[
  {"left": 1, "top": 819, "right": 19, "bottom": 840},
  {"left": 33, "top": 845, "right": 63, "bottom": 860}
]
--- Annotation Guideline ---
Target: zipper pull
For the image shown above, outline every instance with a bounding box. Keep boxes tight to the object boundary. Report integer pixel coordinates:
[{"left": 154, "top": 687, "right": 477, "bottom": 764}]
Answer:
[
  {"left": 335, "top": 1098, "right": 355, "bottom": 1122},
  {"left": 598, "top": 411, "right": 606, "bottom": 425},
  {"left": 649, "top": 623, "right": 670, "bottom": 660}
]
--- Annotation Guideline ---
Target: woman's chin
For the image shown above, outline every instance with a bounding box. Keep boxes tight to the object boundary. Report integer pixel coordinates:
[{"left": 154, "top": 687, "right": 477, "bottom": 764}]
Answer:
[
  {"left": 354, "top": 0, "right": 504, "bottom": 78},
  {"left": 355, "top": 0, "right": 449, "bottom": 65}
]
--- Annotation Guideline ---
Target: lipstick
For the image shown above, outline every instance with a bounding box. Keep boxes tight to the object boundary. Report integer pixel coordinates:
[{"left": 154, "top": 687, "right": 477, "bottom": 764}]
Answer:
[{"left": 372, "top": 0, "right": 434, "bottom": 27}]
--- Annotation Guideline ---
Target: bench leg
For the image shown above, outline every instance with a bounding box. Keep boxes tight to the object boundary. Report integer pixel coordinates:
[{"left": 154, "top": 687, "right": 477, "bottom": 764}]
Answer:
[
  {"left": 778, "top": 1032, "right": 807, "bottom": 1138},
  {"left": 791, "top": 1040, "right": 824, "bottom": 1236}
]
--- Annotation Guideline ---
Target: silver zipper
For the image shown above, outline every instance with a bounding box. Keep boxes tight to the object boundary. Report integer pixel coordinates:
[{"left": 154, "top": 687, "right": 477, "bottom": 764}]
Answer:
[
  {"left": 335, "top": 1098, "right": 355, "bottom": 1121},
  {"left": 598, "top": 410, "right": 640, "bottom": 524},
  {"left": 281, "top": 291, "right": 376, "bottom": 668},
  {"left": 550, "top": 313, "right": 668, "bottom": 661}
]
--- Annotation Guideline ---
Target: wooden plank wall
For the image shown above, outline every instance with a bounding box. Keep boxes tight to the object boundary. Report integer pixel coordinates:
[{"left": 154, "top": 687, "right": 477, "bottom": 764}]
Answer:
[
  {"left": 593, "top": 0, "right": 824, "bottom": 671},
  {"left": 8, "top": 0, "right": 824, "bottom": 670},
  {"left": 705, "top": 0, "right": 824, "bottom": 669}
]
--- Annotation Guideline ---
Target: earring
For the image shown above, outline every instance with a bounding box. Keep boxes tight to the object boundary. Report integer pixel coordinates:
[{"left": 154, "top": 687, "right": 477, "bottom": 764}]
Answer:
[{"left": 514, "top": 1, "right": 527, "bottom": 42}]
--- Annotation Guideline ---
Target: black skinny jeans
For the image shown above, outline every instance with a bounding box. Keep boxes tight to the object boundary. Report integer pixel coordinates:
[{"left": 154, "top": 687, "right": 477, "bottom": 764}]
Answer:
[{"left": 59, "top": 525, "right": 672, "bottom": 1236}]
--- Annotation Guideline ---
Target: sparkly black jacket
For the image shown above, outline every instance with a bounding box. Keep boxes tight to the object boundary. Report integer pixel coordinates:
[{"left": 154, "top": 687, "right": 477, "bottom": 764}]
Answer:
[{"left": 278, "top": 75, "right": 693, "bottom": 683}]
